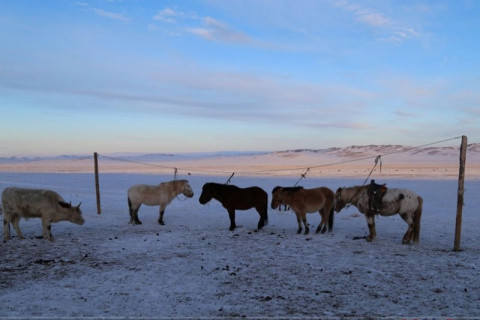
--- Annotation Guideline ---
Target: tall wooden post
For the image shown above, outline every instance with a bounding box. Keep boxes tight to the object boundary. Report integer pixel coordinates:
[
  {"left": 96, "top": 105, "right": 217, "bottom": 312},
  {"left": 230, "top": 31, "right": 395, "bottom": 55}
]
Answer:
[
  {"left": 453, "top": 135, "right": 467, "bottom": 251},
  {"left": 94, "top": 152, "right": 102, "bottom": 214}
]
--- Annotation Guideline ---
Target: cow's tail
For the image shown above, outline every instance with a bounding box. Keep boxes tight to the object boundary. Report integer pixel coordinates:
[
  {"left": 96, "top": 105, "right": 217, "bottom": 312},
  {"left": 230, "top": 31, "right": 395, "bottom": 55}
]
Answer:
[{"left": 413, "top": 196, "right": 423, "bottom": 243}]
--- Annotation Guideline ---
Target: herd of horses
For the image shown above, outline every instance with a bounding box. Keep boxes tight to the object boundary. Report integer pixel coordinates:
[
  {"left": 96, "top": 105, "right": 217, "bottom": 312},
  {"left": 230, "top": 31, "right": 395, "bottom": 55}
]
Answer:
[{"left": 129, "top": 179, "right": 423, "bottom": 244}]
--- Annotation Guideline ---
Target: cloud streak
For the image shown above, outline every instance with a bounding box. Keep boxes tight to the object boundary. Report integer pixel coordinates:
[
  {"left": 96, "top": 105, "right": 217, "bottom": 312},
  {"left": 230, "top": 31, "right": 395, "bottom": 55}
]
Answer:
[
  {"left": 331, "top": 0, "right": 419, "bottom": 43},
  {"left": 92, "top": 8, "right": 129, "bottom": 21},
  {"left": 153, "top": 7, "right": 251, "bottom": 44},
  {"left": 188, "top": 17, "right": 251, "bottom": 43}
]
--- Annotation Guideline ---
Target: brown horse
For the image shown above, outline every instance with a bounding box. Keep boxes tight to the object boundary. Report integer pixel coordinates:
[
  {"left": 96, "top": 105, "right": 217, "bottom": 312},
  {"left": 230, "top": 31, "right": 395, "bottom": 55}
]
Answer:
[
  {"left": 271, "top": 186, "right": 335, "bottom": 235},
  {"left": 199, "top": 182, "right": 268, "bottom": 231},
  {"left": 335, "top": 185, "right": 423, "bottom": 244}
]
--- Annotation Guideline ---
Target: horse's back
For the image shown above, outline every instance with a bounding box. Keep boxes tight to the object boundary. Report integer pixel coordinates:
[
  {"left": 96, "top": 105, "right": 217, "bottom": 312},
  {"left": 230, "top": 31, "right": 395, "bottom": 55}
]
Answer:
[
  {"left": 381, "top": 188, "right": 421, "bottom": 213},
  {"left": 304, "top": 187, "right": 334, "bottom": 202},
  {"left": 224, "top": 186, "right": 267, "bottom": 210},
  {"left": 245, "top": 186, "right": 267, "bottom": 198},
  {"left": 128, "top": 184, "right": 165, "bottom": 206}
]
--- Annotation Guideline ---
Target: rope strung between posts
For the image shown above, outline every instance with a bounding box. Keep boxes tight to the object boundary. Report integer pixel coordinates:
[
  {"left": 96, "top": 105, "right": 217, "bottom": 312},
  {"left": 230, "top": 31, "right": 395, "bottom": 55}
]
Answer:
[
  {"left": 97, "top": 136, "right": 463, "bottom": 178},
  {"left": 294, "top": 168, "right": 310, "bottom": 186},
  {"left": 225, "top": 173, "right": 235, "bottom": 185},
  {"left": 362, "top": 155, "right": 382, "bottom": 186},
  {"left": 346, "top": 155, "right": 383, "bottom": 209}
]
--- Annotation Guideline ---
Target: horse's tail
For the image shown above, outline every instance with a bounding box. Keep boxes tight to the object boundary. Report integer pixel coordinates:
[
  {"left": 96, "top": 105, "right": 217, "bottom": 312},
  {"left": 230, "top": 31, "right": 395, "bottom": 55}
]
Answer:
[
  {"left": 263, "top": 202, "right": 269, "bottom": 226},
  {"left": 328, "top": 204, "right": 334, "bottom": 232},
  {"left": 128, "top": 196, "right": 133, "bottom": 223},
  {"left": 413, "top": 196, "right": 423, "bottom": 243}
]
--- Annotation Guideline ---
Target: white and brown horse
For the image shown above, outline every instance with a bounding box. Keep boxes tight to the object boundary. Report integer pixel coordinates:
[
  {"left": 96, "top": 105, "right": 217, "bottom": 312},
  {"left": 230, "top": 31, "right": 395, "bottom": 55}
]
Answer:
[
  {"left": 127, "top": 179, "right": 194, "bottom": 225},
  {"left": 271, "top": 186, "right": 335, "bottom": 235},
  {"left": 335, "top": 185, "right": 423, "bottom": 244}
]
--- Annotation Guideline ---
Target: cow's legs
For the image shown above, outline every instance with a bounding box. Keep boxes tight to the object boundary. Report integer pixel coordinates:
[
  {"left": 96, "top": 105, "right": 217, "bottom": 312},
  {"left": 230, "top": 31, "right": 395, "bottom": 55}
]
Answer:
[
  {"left": 41, "top": 218, "right": 53, "bottom": 241},
  {"left": 3, "top": 216, "right": 11, "bottom": 241},
  {"left": 10, "top": 215, "right": 24, "bottom": 239}
]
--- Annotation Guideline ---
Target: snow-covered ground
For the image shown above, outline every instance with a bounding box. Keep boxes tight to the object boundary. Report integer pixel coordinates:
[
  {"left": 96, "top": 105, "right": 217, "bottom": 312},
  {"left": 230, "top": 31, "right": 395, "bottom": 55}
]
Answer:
[{"left": 1, "top": 172, "right": 479, "bottom": 318}]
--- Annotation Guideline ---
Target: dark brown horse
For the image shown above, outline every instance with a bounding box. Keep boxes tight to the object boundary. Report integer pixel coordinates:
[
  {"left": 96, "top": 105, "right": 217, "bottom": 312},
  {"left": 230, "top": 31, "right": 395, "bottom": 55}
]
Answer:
[
  {"left": 199, "top": 182, "right": 268, "bottom": 231},
  {"left": 271, "top": 186, "right": 335, "bottom": 234}
]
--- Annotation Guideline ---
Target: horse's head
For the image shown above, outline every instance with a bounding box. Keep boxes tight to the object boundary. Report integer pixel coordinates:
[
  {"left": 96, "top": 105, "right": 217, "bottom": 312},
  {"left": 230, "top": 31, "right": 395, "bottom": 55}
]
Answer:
[
  {"left": 334, "top": 187, "right": 347, "bottom": 212},
  {"left": 270, "top": 186, "right": 283, "bottom": 209},
  {"left": 199, "top": 183, "right": 213, "bottom": 204},
  {"left": 181, "top": 181, "right": 194, "bottom": 198}
]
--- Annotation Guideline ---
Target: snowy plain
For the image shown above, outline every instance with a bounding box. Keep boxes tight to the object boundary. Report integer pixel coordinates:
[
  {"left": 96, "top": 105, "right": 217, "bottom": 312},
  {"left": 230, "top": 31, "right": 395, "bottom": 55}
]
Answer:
[{"left": 1, "top": 146, "right": 480, "bottom": 319}]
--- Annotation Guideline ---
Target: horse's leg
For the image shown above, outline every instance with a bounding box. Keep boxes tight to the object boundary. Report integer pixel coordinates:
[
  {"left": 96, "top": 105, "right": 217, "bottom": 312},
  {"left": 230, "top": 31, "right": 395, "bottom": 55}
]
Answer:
[
  {"left": 228, "top": 209, "right": 236, "bottom": 231},
  {"left": 295, "top": 212, "right": 302, "bottom": 234},
  {"left": 256, "top": 207, "right": 265, "bottom": 230},
  {"left": 133, "top": 204, "right": 142, "bottom": 225},
  {"left": 316, "top": 209, "right": 326, "bottom": 234},
  {"left": 128, "top": 198, "right": 134, "bottom": 224},
  {"left": 302, "top": 213, "right": 309, "bottom": 235},
  {"left": 158, "top": 204, "right": 166, "bottom": 225},
  {"left": 365, "top": 214, "right": 376, "bottom": 242},
  {"left": 400, "top": 213, "right": 414, "bottom": 245}
]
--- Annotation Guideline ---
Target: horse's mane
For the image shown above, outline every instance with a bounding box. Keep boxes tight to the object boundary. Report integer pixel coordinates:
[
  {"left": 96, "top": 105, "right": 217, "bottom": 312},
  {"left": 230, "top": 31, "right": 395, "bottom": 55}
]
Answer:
[
  {"left": 281, "top": 186, "right": 304, "bottom": 194},
  {"left": 206, "top": 182, "right": 240, "bottom": 191},
  {"left": 160, "top": 179, "right": 187, "bottom": 185}
]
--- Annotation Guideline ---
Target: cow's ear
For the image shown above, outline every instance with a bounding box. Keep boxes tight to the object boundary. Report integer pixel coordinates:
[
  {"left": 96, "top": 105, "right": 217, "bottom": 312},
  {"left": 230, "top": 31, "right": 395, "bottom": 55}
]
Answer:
[{"left": 58, "top": 201, "right": 71, "bottom": 208}]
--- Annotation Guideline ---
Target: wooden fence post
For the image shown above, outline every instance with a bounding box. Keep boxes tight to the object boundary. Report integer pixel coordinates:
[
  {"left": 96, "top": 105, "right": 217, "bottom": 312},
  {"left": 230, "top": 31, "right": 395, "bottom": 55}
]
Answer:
[
  {"left": 94, "top": 152, "right": 102, "bottom": 214},
  {"left": 453, "top": 135, "right": 467, "bottom": 251}
]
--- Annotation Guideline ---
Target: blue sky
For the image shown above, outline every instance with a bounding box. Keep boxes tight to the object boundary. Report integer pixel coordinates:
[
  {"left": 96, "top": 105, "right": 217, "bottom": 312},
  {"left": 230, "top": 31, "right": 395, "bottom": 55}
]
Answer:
[{"left": 0, "top": 0, "right": 479, "bottom": 156}]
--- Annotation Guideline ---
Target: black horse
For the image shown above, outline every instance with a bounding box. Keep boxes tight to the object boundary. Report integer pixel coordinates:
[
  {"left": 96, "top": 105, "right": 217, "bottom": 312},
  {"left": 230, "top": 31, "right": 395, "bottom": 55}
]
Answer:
[{"left": 199, "top": 182, "right": 268, "bottom": 231}]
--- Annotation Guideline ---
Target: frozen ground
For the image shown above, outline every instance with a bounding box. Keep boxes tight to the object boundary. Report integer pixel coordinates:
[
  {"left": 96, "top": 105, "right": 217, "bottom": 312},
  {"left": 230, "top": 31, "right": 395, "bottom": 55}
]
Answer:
[{"left": 1, "top": 172, "right": 479, "bottom": 319}]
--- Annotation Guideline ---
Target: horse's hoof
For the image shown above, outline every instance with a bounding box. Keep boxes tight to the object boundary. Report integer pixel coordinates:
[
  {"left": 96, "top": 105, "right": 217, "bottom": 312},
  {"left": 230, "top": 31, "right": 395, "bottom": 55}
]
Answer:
[
  {"left": 229, "top": 227, "right": 235, "bottom": 231},
  {"left": 304, "top": 230, "right": 309, "bottom": 235},
  {"left": 158, "top": 221, "right": 165, "bottom": 225},
  {"left": 296, "top": 230, "right": 302, "bottom": 234},
  {"left": 135, "top": 221, "right": 142, "bottom": 225}
]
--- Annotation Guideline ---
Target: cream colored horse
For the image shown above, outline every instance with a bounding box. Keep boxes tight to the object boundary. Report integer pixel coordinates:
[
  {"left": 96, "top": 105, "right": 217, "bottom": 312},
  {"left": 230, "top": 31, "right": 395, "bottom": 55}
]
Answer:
[
  {"left": 335, "top": 185, "right": 423, "bottom": 244},
  {"left": 271, "top": 186, "right": 335, "bottom": 234},
  {"left": 127, "top": 179, "right": 194, "bottom": 225}
]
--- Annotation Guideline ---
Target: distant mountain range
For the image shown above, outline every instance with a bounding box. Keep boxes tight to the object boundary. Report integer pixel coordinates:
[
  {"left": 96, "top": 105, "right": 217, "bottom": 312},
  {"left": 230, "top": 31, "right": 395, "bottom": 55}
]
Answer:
[{"left": 1, "top": 144, "right": 478, "bottom": 163}]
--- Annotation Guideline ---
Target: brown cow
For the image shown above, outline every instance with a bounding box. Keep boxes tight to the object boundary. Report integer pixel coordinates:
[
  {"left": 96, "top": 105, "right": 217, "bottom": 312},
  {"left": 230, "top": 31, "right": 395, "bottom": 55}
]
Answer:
[{"left": 2, "top": 187, "right": 84, "bottom": 241}]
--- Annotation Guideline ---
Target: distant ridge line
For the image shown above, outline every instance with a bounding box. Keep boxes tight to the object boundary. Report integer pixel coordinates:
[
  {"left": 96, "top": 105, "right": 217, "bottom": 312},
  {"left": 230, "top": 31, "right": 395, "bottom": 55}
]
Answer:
[{"left": 1, "top": 142, "right": 479, "bottom": 163}]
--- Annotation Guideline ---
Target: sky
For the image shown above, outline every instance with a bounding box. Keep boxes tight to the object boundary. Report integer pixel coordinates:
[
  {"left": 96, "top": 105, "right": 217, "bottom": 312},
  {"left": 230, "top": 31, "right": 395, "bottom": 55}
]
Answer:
[{"left": 0, "top": 0, "right": 479, "bottom": 157}]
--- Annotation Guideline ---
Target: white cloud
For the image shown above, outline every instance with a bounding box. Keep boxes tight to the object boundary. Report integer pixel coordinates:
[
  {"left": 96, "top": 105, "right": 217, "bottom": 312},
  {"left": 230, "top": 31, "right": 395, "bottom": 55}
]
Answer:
[
  {"left": 92, "top": 8, "right": 129, "bottom": 21},
  {"left": 153, "top": 7, "right": 250, "bottom": 44},
  {"left": 331, "top": 0, "right": 419, "bottom": 43},
  {"left": 153, "top": 8, "right": 179, "bottom": 23},
  {"left": 188, "top": 17, "right": 250, "bottom": 43}
]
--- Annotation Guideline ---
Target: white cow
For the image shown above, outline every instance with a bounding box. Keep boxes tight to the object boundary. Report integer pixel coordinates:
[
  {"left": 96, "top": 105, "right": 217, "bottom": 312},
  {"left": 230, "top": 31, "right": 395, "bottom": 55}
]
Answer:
[{"left": 2, "top": 187, "right": 85, "bottom": 241}]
